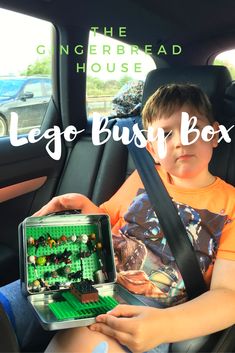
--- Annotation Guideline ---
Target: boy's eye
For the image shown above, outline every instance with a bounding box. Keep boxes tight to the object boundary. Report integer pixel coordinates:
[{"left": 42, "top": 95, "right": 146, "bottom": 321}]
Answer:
[
  {"left": 189, "top": 122, "right": 201, "bottom": 130},
  {"left": 164, "top": 131, "right": 173, "bottom": 138}
]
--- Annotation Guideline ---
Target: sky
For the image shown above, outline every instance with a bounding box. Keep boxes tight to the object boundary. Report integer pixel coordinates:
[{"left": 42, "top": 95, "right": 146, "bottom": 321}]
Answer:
[
  {"left": 0, "top": 8, "right": 52, "bottom": 76},
  {"left": 86, "top": 31, "right": 156, "bottom": 80},
  {"left": 0, "top": 7, "right": 235, "bottom": 80},
  {"left": 216, "top": 51, "right": 235, "bottom": 65}
]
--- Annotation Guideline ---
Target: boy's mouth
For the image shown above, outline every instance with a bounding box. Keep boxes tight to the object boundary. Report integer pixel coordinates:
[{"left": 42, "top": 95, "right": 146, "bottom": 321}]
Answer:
[{"left": 176, "top": 154, "right": 194, "bottom": 161}]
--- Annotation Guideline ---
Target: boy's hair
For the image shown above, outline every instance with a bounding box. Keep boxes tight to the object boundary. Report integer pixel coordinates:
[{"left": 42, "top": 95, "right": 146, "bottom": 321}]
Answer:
[{"left": 142, "top": 83, "right": 214, "bottom": 128}]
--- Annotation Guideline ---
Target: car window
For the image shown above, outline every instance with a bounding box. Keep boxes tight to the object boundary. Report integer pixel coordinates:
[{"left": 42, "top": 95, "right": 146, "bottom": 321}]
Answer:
[
  {"left": 0, "top": 79, "right": 25, "bottom": 97},
  {"left": 44, "top": 80, "right": 52, "bottom": 96},
  {"left": 86, "top": 30, "right": 156, "bottom": 118},
  {"left": 213, "top": 49, "right": 235, "bottom": 79},
  {"left": 22, "top": 81, "right": 43, "bottom": 98},
  {"left": 0, "top": 8, "right": 53, "bottom": 137}
]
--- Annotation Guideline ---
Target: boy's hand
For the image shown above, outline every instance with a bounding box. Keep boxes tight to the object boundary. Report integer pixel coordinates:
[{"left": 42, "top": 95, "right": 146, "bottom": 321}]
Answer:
[
  {"left": 89, "top": 304, "right": 165, "bottom": 353},
  {"left": 33, "top": 193, "right": 102, "bottom": 216},
  {"left": 89, "top": 260, "right": 235, "bottom": 353}
]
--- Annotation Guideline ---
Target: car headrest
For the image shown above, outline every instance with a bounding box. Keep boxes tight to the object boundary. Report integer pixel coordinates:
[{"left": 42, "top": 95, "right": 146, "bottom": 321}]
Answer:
[{"left": 142, "top": 66, "right": 232, "bottom": 122}]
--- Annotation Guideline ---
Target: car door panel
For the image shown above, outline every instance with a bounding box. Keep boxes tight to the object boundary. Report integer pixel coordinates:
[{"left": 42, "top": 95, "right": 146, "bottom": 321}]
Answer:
[
  {"left": 0, "top": 99, "right": 66, "bottom": 285},
  {"left": 0, "top": 176, "right": 47, "bottom": 202}
]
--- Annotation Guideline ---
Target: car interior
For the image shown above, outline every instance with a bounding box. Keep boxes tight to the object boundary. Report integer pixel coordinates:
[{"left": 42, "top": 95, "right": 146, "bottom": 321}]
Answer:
[{"left": 0, "top": 0, "right": 235, "bottom": 352}]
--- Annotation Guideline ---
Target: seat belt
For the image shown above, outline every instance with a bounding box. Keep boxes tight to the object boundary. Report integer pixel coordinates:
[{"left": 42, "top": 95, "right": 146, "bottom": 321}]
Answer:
[{"left": 118, "top": 117, "right": 207, "bottom": 300}]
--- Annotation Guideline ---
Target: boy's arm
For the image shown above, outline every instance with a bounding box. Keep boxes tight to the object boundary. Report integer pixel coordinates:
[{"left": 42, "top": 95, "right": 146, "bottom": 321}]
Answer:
[
  {"left": 90, "top": 258, "right": 235, "bottom": 352},
  {"left": 33, "top": 193, "right": 103, "bottom": 216},
  {"left": 161, "top": 258, "right": 235, "bottom": 340}
]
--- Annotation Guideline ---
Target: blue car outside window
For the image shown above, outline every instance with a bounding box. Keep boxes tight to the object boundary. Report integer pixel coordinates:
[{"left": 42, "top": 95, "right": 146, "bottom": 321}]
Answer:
[{"left": 0, "top": 79, "right": 25, "bottom": 98}]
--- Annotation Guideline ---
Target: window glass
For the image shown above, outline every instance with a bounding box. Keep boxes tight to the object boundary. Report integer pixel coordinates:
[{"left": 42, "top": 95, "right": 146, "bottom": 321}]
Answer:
[
  {"left": 86, "top": 31, "right": 156, "bottom": 118},
  {"left": 0, "top": 8, "right": 52, "bottom": 137},
  {"left": 213, "top": 50, "right": 235, "bottom": 79},
  {"left": 44, "top": 80, "right": 52, "bottom": 96},
  {"left": 23, "top": 82, "right": 43, "bottom": 97}
]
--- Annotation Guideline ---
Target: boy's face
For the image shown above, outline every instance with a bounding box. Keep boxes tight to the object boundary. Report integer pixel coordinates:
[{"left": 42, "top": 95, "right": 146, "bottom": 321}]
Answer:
[{"left": 147, "top": 105, "right": 219, "bottom": 183}]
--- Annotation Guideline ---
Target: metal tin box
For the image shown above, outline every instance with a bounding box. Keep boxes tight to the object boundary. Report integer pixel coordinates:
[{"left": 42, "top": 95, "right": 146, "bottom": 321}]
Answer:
[{"left": 19, "top": 213, "right": 146, "bottom": 330}]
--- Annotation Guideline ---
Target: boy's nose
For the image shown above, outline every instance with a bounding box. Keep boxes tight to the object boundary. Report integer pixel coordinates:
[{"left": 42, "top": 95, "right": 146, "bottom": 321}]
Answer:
[{"left": 174, "top": 131, "right": 183, "bottom": 148}]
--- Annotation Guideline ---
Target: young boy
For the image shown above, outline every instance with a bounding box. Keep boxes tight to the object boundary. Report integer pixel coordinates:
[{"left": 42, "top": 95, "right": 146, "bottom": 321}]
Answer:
[{"left": 2, "top": 84, "right": 235, "bottom": 353}]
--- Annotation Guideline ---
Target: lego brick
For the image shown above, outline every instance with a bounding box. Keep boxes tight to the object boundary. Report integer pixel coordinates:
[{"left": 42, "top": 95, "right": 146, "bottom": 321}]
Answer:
[
  {"left": 63, "top": 291, "right": 119, "bottom": 311},
  {"left": 70, "top": 281, "right": 99, "bottom": 303},
  {"left": 48, "top": 301, "right": 79, "bottom": 320},
  {"left": 48, "top": 292, "right": 119, "bottom": 320}
]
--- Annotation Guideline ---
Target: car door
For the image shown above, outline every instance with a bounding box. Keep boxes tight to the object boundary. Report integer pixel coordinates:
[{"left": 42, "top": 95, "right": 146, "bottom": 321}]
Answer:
[{"left": 0, "top": 100, "right": 67, "bottom": 286}]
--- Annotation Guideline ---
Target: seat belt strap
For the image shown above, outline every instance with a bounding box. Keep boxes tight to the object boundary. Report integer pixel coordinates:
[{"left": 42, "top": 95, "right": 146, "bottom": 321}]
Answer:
[{"left": 118, "top": 117, "right": 207, "bottom": 300}]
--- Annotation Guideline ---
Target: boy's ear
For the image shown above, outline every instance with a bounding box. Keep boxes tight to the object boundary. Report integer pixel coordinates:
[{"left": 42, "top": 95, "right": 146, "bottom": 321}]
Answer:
[
  {"left": 212, "top": 121, "right": 220, "bottom": 148},
  {"left": 146, "top": 141, "right": 159, "bottom": 163}
]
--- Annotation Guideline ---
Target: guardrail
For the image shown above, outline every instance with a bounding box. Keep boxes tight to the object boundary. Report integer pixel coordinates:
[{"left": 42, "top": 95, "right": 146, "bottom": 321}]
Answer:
[{"left": 87, "top": 95, "right": 113, "bottom": 115}]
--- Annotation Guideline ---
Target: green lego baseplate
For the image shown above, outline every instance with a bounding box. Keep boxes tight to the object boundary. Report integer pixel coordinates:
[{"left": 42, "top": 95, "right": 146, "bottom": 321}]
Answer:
[
  {"left": 26, "top": 223, "right": 102, "bottom": 293},
  {"left": 48, "top": 291, "right": 119, "bottom": 320}
]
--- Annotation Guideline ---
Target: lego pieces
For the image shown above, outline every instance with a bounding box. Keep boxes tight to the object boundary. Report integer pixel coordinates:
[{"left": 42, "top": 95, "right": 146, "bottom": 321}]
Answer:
[
  {"left": 70, "top": 281, "right": 99, "bottom": 303},
  {"left": 21, "top": 214, "right": 118, "bottom": 327},
  {"left": 26, "top": 223, "right": 102, "bottom": 293},
  {"left": 48, "top": 301, "right": 79, "bottom": 320},
  {"left": 48, "top": 292, "right": 119, "bottom": 320}
]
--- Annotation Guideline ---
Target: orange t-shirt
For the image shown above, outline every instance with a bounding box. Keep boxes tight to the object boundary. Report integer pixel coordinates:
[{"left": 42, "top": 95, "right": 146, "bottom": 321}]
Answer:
[{"left": 100, "top": 166, "right": 235, "bottom": 306}]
